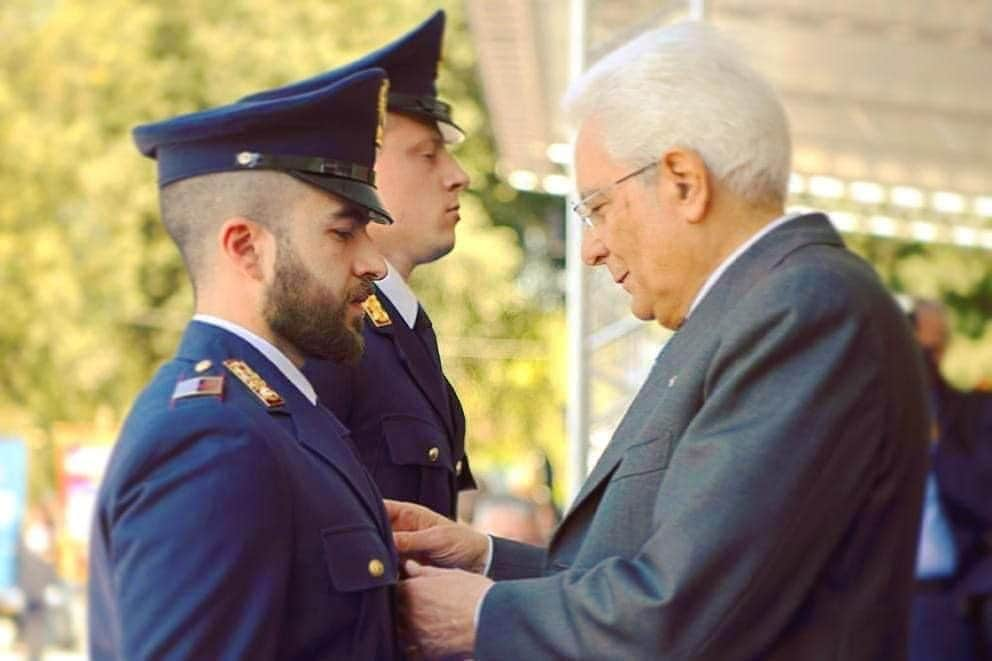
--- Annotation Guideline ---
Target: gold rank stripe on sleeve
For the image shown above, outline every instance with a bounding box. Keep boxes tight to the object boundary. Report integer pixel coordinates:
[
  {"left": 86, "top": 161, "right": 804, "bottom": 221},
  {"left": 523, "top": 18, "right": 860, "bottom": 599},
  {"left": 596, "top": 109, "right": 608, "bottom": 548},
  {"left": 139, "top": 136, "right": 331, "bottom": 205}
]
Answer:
[
  {"left": 362, "top": 294, "right": 392, "bottom": 327},
  {"left": 172, "top": 375, "right": 224, "bottom": 401},
  {"left": 223, "top": 359, "right": 285, "bottom": 408}
]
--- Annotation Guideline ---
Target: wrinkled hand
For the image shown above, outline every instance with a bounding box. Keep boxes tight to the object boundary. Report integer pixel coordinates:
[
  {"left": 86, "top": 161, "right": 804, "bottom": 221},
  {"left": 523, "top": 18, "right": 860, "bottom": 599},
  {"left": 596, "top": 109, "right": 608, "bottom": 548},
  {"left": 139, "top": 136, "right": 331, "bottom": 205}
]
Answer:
[
  {"left": 398, "top": 560, "right": 493, "bottom": 660},
  {"left": 385, "top": 500, "right": 489, "bottom": 574}
]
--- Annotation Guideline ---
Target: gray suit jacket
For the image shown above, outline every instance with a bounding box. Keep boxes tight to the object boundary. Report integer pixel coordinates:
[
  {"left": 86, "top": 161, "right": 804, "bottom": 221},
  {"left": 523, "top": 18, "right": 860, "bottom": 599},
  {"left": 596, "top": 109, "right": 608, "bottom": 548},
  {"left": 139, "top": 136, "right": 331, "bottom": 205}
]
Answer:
[{"left": 477, "top": 214, "right": 929, "bottom": 660}]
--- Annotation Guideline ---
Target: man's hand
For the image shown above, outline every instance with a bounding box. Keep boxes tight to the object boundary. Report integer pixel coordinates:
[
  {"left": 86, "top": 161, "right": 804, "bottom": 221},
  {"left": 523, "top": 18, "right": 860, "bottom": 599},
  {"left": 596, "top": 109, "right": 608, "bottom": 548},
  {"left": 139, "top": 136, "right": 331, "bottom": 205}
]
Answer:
[
  {"left": 398, "top": 560, "right": 493, "bottom": 659},
  {"left": 385, "top": 500, "right": 489, "bottom": 574}
]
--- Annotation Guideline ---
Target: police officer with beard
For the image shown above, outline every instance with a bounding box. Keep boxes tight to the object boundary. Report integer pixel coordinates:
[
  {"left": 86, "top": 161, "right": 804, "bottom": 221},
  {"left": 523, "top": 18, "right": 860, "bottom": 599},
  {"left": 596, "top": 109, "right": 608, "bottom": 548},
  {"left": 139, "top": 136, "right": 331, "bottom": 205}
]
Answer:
[
  {"left": 241, "top": 11, "right": 475, "bottom": 520},
  {"left": 88, "top": 69, "right": 405, "bottom": 659}
]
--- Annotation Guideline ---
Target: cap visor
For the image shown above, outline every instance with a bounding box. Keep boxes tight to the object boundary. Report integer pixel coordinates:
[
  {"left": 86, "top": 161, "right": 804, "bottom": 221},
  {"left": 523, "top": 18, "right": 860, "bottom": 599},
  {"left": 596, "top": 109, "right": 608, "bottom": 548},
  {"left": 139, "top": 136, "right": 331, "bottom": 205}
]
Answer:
[
  {"left": 392, "top": 107, "right": 465, "bottom": 145},
  {"left": 289, "top": 172, "right": 393, "bottom": 224}
]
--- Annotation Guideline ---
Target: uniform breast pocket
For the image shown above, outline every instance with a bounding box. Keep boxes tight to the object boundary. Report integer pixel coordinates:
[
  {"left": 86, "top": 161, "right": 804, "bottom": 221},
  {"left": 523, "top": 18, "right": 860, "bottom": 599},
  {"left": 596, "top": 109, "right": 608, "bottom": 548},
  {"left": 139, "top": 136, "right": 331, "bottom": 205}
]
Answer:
[
  {"left": 381, "top": 415, "right": 453, "bottom": 472},
  {"left": 381, "top": 415, "right": 456, "bottom": 514},
  {"left": 321, "top": 525, "right": 398, "bottom": 592},
  {"left": 611, "top": 431, "right": 675, "bottom": 481}
]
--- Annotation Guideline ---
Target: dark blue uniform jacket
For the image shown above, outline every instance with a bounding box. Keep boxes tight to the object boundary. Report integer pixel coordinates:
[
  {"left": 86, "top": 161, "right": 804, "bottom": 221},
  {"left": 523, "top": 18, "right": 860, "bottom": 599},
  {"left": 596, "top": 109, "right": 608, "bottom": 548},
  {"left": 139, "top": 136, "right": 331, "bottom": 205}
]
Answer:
[
  {"left": 306, "top": 286, "right": 474, "bottom": 519},
  {"left": 88, "top": 321, "right": 400, "bottom": 660}
]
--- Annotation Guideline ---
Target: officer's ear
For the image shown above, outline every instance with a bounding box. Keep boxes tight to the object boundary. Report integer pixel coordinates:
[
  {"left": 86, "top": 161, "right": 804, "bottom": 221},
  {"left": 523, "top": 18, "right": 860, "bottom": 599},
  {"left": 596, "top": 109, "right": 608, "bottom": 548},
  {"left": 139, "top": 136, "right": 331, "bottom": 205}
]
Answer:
[{"left": 217, "top": 216, "right": 272, "bottom": 282}]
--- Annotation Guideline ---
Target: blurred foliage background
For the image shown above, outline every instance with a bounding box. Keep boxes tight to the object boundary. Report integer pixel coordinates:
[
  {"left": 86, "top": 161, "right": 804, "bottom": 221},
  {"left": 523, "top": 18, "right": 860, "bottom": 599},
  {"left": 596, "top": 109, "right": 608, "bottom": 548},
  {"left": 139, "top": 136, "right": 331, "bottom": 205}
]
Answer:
[
  {"left": 0, "top": 0, "right": 566, "bottom": 502},
  {"left": 2, "top": 0, "right": 991, "bottom": 508}
]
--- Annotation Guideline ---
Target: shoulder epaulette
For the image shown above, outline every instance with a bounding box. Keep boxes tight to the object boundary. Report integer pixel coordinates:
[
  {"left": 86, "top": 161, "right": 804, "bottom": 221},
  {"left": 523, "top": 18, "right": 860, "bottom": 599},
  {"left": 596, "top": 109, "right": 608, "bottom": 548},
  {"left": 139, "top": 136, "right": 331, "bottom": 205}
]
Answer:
[{"left": 223, "top": 359, "right": 285, "bottom": 408}]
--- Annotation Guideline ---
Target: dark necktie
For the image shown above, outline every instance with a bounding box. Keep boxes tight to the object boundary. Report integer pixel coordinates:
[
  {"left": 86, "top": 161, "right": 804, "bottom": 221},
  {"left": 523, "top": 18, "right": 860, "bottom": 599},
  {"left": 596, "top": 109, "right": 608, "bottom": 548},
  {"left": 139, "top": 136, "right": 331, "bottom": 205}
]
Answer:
[
  {"left": 414, "top": 305, "right": 442, "bottom": 369},
  {"left": 412, "top": 305, "right": 451, "bottom": 411}
]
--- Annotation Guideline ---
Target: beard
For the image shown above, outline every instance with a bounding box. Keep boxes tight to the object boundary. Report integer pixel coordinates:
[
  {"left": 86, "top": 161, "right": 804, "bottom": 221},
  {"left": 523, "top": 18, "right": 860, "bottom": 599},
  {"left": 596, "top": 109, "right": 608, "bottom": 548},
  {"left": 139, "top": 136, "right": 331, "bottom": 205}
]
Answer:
[{"left": 263, "top": 240, "right": 370, "bottom": 365}]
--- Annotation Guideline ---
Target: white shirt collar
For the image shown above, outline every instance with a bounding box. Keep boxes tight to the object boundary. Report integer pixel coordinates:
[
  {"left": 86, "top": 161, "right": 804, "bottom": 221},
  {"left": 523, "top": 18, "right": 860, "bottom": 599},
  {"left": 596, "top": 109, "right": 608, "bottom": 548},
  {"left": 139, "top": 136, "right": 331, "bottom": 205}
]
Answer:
[
  {"left": 375, "top": 260, "right": 420, "bottom": 329},
  {"left": 686, "top": 212, "right": 801, "bottom": 319},
  {"left": 191, "top": 314, "right": 318, "bottom": 405}
]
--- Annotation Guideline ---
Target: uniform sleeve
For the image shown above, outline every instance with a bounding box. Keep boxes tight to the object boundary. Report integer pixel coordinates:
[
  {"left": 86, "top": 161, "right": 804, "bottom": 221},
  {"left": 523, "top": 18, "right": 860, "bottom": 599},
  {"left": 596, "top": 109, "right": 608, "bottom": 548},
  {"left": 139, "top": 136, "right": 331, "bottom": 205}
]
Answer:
[
  {"left": 106, "top": 409, "right": 292, "bottom": 660},
  {"left": 476, "top": 265, "right": 915, "bottom": 660}
]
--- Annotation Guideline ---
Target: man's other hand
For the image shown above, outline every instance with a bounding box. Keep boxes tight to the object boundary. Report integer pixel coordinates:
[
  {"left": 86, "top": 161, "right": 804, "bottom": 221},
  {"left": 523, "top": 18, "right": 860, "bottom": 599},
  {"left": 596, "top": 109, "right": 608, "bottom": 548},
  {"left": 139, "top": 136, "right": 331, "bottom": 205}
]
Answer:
[{"left": 384, "top": 499, "right": 489, "bottom": 574}]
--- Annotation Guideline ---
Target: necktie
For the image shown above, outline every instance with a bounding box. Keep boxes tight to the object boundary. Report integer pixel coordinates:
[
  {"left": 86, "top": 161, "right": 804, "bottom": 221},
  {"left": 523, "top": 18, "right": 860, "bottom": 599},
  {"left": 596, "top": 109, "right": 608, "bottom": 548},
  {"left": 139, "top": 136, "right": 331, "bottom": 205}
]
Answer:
[
  {"left": 412, "top": 305, "right": 451, "bottom": 412},
  {"left": 414, "top": 305, "right": 443, "bottom": 369}
]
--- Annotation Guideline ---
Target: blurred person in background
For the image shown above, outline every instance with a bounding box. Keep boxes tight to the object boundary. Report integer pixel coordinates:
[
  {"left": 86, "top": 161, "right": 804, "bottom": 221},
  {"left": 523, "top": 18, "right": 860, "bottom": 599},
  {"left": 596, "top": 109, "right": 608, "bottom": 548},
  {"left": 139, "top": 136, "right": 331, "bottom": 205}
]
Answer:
[
  {"left": 241, "top": 11, "right": 475, "bottom": 520},
  {"left": 472, "top": 495, "right": 546, "bottom": 546},
  {"left": 908, "top": 298, "right": 992, "bottom": 661},
  {"left": 15, "top": 508, "right": 59, "bottom": 661}
]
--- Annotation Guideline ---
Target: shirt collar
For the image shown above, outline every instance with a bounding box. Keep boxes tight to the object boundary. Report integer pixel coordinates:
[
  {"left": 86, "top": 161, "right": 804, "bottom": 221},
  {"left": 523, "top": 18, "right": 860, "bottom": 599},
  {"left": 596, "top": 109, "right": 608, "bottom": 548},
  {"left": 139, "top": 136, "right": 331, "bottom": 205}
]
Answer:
[
  {"left": 686, "top": 212, "right": 801, "bottom": 319},
  {"left": 375, "top": 260, "right": 419, "bottom": 329},
  {"left": 191, "top": 314, "right": 318, "bottom": 405}
]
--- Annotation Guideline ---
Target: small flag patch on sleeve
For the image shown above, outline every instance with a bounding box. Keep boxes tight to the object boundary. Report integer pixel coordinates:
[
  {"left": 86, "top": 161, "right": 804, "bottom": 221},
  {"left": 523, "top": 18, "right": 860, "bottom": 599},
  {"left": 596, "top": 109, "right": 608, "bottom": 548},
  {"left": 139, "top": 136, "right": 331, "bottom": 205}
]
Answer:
[{"left": 172, "top": 375, "right": 224, "bottom": 401}]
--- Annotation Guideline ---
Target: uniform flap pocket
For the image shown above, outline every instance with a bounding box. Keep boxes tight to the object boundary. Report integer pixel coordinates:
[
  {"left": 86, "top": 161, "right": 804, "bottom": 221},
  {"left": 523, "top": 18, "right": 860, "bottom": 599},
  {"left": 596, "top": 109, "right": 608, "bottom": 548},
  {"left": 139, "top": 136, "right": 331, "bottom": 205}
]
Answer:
[
  {"left": 612, "top": 431, "right": 675, "bottom": 480},
  {"left": 381, "top": 415, "right": 453, "bottom": 469},
  {"left": 321, "top": 525, "right": 397, "bottom": 592}
]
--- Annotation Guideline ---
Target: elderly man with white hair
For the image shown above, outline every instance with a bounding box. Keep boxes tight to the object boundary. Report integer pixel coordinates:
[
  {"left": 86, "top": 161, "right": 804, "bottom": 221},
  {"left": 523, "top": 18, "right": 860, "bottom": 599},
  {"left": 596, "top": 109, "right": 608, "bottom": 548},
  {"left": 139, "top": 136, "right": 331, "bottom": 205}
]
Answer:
[{"left": 391, "top": 21, "right": 930, "bottom": 660}]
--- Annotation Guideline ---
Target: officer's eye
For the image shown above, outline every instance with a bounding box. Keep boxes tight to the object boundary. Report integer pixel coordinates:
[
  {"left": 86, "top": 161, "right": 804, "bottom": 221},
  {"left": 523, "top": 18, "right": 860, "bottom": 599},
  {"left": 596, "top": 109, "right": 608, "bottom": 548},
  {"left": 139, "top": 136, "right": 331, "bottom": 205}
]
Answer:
[{"left": 330, "top": 229, "right": 354, "bottom": 241}]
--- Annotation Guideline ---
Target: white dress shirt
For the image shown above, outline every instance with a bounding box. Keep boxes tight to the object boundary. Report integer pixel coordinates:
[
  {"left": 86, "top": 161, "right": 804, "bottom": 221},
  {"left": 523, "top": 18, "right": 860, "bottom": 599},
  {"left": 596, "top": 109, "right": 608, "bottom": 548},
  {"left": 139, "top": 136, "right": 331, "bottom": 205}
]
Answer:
[{"left": 376, "top": 261, "right": 419, "bottom": 329}]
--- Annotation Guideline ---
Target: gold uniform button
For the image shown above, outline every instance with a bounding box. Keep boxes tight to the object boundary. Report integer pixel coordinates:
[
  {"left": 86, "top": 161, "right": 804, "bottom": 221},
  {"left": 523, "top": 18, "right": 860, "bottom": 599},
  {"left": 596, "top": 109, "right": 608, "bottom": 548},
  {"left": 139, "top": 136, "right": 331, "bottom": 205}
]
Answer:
[
  {"left": 455, "top": 460, "right": 463, "bottom": 474},
  {"left": 194, "top": 359, "right": 213, "bottom": 373},
  {"left": 367, "top": 558, "right": 385, "bottom": 578},
  {"left": 427, "top": 446, "right": 440, "bottom": 462}
]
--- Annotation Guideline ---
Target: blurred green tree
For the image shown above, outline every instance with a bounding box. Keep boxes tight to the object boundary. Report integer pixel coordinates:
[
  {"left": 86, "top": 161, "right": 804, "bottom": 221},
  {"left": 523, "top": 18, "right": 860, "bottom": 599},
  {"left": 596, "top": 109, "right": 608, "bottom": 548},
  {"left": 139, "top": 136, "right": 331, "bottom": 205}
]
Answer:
[{"left": 0, "top": 0, "right": 565, "bottom": 499}]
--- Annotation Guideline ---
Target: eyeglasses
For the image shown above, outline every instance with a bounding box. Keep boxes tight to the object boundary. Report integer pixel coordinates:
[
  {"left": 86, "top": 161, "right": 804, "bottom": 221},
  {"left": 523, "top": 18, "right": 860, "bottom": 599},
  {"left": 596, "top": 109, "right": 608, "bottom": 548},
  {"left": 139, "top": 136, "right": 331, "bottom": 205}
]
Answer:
[{"left": 572, "top": 162, "right": 658, "bottom": 228}]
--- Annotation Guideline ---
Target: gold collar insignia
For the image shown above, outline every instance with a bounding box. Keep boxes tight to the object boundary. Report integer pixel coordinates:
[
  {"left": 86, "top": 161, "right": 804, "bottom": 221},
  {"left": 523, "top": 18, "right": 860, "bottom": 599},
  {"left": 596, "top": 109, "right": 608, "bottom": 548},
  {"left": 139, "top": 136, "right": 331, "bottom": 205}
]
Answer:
[{"left": 362, "top": 294, "right": 392, "bottom": 327}]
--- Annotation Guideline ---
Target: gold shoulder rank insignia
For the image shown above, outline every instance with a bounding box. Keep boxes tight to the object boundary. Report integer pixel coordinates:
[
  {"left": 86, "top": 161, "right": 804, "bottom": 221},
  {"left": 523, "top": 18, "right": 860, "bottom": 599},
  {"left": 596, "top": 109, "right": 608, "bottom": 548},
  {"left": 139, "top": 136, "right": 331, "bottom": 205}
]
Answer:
[
  {"left": 362, "top": 294, "right": 392, "bottom": 327},
  {"left": 172, "top": 375, "right": 224, "bottom": 401},
  {"left": 223, "top": 359, "right": 285, "bottom": 408}
]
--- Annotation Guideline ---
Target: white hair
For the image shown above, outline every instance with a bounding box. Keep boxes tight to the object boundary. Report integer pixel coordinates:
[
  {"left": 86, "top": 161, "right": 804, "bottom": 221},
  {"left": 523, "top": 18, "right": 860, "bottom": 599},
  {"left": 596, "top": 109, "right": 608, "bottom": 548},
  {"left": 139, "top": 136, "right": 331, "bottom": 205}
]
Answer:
[{"left": 563, "top": 21, "right": 792, "bottom": 205}]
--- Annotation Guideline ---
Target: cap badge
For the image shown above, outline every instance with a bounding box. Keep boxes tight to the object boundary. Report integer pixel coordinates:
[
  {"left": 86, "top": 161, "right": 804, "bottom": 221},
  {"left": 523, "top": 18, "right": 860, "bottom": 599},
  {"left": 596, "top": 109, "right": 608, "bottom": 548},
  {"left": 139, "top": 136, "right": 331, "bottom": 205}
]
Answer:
[
  {"left": 362, "top": 294, "right": 392, "bottom": 327},
  {"left": 223, "top": 359, "right": 285, "bottom": 408},
  {"left": 235, "top": 151, "right": 261, "bottom": 167}
]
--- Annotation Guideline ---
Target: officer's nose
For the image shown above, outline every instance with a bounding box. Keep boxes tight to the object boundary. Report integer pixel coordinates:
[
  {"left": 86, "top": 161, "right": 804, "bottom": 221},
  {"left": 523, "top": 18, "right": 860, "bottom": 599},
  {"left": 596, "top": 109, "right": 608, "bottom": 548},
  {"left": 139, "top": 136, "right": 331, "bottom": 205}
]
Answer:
[
  {"left": 355, "top": 228, "right": 387, "bottom": 281},
  {"left": 444, "top": 152, "right": 470, "bottom": 192}
]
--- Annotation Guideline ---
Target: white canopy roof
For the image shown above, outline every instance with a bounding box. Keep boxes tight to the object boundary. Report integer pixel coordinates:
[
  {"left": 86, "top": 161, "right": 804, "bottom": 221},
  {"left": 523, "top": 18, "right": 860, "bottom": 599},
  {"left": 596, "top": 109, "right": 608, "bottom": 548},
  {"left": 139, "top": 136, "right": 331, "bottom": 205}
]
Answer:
[{"left": 468, "top": 0, "right": 992, "bottom": 220}]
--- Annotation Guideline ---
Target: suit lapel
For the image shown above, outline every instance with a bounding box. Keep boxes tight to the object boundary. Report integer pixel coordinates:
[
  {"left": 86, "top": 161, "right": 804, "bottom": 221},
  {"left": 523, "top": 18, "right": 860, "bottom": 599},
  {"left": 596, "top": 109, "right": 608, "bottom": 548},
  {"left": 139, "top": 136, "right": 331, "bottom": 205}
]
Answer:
[
  {"left": 365, "top": 287, "right": 455, "bottom": 436},
  {"left": 555, "top": 214, "right": 845, "bottom": 538},
  {"left": 558, "top": 348, "right": 677, "bottom": 526}
]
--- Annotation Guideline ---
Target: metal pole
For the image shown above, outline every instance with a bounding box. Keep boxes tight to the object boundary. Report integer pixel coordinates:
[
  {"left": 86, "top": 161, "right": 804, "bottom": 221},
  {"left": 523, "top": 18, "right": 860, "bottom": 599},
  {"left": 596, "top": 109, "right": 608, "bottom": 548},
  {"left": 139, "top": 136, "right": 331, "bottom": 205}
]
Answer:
[{"left": 565, "top": 0, "right": 589, "bottom": 506}]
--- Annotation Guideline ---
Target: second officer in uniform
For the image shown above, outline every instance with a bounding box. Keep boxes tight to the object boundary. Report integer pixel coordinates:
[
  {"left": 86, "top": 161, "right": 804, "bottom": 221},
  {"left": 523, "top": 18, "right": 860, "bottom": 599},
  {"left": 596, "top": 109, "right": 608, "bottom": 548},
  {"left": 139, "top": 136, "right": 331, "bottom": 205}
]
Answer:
[{"left": 242, "top": 11, "right": 475, "bottom": 518}]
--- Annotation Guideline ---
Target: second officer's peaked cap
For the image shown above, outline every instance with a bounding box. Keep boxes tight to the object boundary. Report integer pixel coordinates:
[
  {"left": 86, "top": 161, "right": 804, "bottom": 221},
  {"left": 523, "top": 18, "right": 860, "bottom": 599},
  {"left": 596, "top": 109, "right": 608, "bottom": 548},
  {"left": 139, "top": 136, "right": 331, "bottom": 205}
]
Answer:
[
  {"left": 133, "top": 68, "right": 393, "bottom": 224},
  {"left": 239, "top": 11, "right": 463, "bottom": 144}
]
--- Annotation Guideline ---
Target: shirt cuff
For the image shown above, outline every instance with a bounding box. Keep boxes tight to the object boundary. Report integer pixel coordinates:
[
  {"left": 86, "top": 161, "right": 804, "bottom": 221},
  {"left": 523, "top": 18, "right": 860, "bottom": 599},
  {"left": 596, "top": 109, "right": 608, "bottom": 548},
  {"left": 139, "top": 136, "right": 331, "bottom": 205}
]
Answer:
[{"left": 481, "top": 534, "right": 494, "bottom": 576}]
